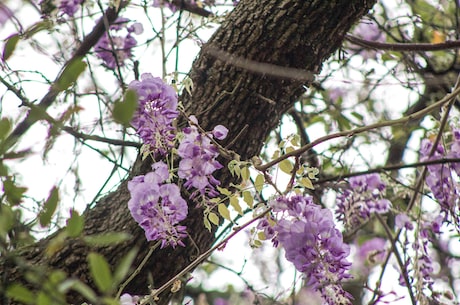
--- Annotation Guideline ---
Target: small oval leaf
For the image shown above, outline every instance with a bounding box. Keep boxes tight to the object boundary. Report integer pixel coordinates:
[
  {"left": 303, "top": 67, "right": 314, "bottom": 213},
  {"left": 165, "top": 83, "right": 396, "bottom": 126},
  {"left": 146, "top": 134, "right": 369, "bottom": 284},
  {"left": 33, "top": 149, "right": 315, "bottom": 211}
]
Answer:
[
  {"left": 39, "top": 187, "right": 59, "bottom": 227},
  {"left": 218, "top": 204, "right": 231, "bottom": 221},
  {"left": 88, "top": 252, "right": 113, "bottom": 294},
  {"left": 66, "top": 209, "right": 84, "bottom": 237},
  {"left": 279, "top": 159, "right": 293, "bottom": 174},
  {"left": 208, "top": 212, "right": 220, "bottom": 226},
  {"left": 2, "top": 34, "right": 20, "bottom": 61}
]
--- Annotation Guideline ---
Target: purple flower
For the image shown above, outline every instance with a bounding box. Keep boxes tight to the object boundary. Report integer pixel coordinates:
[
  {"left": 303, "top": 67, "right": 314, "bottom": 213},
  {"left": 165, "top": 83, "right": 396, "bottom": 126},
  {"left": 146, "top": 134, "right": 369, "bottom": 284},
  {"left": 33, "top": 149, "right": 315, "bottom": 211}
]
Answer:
[
  {"left": 420, "top": 138, "right": 460, "bottom": 228},
  {"left": 120, "top": 293, "right": 139, "bottom": 305},
  {"left": 267, "top": 195, "right": 353, "bottom": 305},
  {"left": 395, "top": 213, "right": 414, "bottom": 230},
  {"left": 0, "top": 4, "right": 13, "bottom": 25},
  {"left": 448, "top": 129, "right": 460, "bottom": 175},
  {"left": 357, "top": 237, "right": 387, "bottom": 266},
  {"left": 336, "top": 174, "right": 391, "bottom": 230},
  {"left": 57, "top": 0, "right": 84, "bottom": 17},
  {"left": 349, "top": 20, "right": 386, "bottom": 60},
  {"left": 129, "top": 73, "right": 179, "bottom": 157},
  {"left": 128, "top": 161, "right": 188, "bottom": 248},
  {"left": 177, "top": 116, "right": 225, "bottom": 200},
  {"left": 94, "top": 17, "right": 143, "bottom": 69},
  {"left": 212, "top": 125, "right": 228, "bottom": 140},
  {"left": 152, "top": 0, "right": 177, "bottom": 12}
]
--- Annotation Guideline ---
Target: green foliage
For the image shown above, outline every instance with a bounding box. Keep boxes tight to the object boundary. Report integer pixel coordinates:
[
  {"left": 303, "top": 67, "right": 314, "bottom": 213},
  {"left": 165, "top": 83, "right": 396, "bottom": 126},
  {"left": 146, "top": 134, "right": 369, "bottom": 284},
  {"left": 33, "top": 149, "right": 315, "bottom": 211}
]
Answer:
[
  {"left": 88, "top": 252, "right": 114, "bottom": 294},
  {"left": 38, "top": 187, "right": 59, "bottom": 227},
  {"left": 56, "top": 57, "right": 87, "bottom": 91},
  {"left": 83, "top": 232, "right": 131, "bottom": 247},
  {"left": 6, "top": 284, "right": 35, "bottom": 304},
  {"left": 66, "top": 209, "right": 85, "bottom": 237},
  {"left": 113, "top": 89, "right": 138, "bottom": 126},
  {"left": 2, "top": 34, "right": 19, "bottom": 61},
  {"left": 2, "top": 178, "right": 27, "bottom": 206}
]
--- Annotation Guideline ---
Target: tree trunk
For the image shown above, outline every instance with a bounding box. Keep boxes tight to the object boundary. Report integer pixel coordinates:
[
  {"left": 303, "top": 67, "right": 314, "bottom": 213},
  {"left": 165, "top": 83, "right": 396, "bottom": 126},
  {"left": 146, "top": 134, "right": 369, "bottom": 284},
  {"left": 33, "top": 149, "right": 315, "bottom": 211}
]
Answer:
[{"left": 0, "top": 0, "right": 377, "bottom": 304}]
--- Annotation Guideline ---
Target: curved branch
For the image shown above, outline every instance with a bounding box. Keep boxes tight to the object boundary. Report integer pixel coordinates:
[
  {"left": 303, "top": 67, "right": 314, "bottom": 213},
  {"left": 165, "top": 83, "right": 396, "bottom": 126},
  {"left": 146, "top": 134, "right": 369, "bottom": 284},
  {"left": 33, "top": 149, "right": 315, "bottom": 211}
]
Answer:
[{"left": 346, "top": 34, "right": 460, "bottom": 52}]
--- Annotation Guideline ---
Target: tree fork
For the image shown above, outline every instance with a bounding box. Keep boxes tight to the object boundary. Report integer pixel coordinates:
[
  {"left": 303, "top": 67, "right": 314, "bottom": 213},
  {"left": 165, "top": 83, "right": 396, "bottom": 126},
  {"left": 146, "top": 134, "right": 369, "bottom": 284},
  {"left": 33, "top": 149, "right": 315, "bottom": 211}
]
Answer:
[{"left": 0, "top": 1, "right": 377, "bottom": 304}]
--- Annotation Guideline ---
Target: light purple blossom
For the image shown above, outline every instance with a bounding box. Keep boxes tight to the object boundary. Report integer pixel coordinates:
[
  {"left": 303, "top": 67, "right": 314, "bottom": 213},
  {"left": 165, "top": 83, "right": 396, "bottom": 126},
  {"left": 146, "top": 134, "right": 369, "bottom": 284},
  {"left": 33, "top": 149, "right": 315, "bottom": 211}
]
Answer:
[
  {"left": 350, "top": 20, "right": 386, "bottom": 60},
  {"left": 57, "top": 0, "right": 84, "bottom": 17},
  {"left": 177, "top": 116, "right": 225, "bottom": 200},
  {"left": 266, "top": 195, "right": 353, "bottom": 305},
  {"left": 94, "top": 17, "right": 143, "bottom": 69},
  {"left": 420, "top": 138, "right": 460, "bottom": 228},
  {"left": 152, "top": 0, "right": 177, "bottom": 12},
  {"left": 128, "top": 161, "right": 188, "bottom": 248},
  {"left": 120, "top": 293, "right": 139, "bottom": 305},
  {"left": 0, "top": 4, "right": 13, "bottom": 25},
  {"left": 336, "top": 174, "right": 391, "bottom": 230},
  {"left": 212, "top": 125, "right": 228, "bottom": 140},
  {"left": 395, "top": 213, "right": 414, "bottom": 231},
  {"left": 129, "top": 73, "right": 179, "bottom": 157},
  {"left": 357, "top": 237, "right": 387, "bottom": 266}
]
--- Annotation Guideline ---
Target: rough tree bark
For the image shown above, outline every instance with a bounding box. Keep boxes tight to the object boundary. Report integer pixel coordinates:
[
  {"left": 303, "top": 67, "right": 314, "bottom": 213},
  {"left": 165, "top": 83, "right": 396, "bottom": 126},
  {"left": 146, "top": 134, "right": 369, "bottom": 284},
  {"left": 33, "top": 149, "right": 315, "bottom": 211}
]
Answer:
[{"left": 1, "top": 0, "right": 377, "bottom": 304}]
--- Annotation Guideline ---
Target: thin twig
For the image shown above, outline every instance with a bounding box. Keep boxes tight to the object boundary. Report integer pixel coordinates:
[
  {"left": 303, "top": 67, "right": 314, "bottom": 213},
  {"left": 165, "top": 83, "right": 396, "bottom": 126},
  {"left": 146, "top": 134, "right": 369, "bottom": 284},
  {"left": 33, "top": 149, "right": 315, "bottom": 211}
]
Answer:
[{"left": 254, "top": 85, "right": 460, "bottom": 172}]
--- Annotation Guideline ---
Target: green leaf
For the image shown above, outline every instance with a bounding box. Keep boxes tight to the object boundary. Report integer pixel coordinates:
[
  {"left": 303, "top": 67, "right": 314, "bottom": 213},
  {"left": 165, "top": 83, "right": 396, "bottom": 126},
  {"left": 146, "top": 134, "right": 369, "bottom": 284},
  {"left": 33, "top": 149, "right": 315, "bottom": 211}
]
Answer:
[
  {"left": 37, "top": 291, "right": 51, "bottom": 305},
  {"left": 66, "top": 209, "right": 84, "bottom": 237},
  {"left": 0, "top": 205, "right": 14, "bottom": 239},
  {"left": 229, "top": 195, "right": 243, "bottom": 215},
  {"left": 0, "top": 117, "right": 12, "bottom": 140},
  {"left": 3, "top": 179, "right": 27, "bottom": 206},
  {"left": 299, "top": 177, "right": 314, "bottom": 190},
  {"left": 208, "top": 212, "right": 220, "bottom": 226},
  {"left": 217, "top": 186, "right": 231, "bottom": 196},
  {"left": 88, "top": 252, "right": 113, "bottom": 294},
  {"left": 203, "top": 216, "right": 212, "bottom": 231},
  {"left": 2, "top": 34, "right": 19, "bottom": 61},
  {"left": 6, "top": 284, "right": 35, "bottom": 304},
  {"left": 65, "top": 279, "right": 97, "bottom": 303},
  {"left": 254, "top": 174, "right": 264, "bottom": 193},
  {"left": 56, "top": 57, "right": 87, "bottom": 91},
  {"left": 113, "top": 248, "right": 138, "bottom": 285},
  {"left": 83, "top": 232, "right": 131, "bottom": 247},
  {"left": 279, "top": 159, "right": 293, "bottom": 174},
  {"left": 113, "top": 89, "right": 138, "bottom": 126},
  {"left": 23, "top": 19, "right": 53, "bottom": 38},
  {"left": 218, "top": 204, "right": 231, "bottom": 221},
  {"left": 242, "top": 191, "right": 253, "bottom": 208},
  {"left": 241, "top": 166, "right": 250, "bottom": 181},
  {"left": 39, "top": 187, "right": 59, "bottom": 227}
]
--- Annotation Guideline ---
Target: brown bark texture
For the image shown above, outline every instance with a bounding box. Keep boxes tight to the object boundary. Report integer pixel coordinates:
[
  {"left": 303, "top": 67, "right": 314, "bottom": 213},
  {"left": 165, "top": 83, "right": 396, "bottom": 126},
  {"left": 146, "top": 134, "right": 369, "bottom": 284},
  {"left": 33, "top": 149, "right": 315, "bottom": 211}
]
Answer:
[{"left": 1, "top": 0, "right": 377, "bottom": 304}]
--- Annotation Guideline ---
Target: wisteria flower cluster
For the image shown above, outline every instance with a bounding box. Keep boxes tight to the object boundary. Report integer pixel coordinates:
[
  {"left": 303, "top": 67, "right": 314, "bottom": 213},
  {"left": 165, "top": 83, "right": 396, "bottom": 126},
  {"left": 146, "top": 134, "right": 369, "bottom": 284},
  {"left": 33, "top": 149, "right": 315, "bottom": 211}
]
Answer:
[
  {"left": 127, "top": 75, "right": 228, "bottom": 247},
  {"left": 259, "top": 195, "right": 353, "bottom": 305},
  {"left": 128, "top": 161, "right": 188, "bottom": 248},
  {"left": 178, "top": 116, "right": 227, "bottom": 201},
  {"left": 129, "top": 73, "right": 179, "bottom": 157},
  {"left": 94, "top": 17, "right": 143, "bottom": 69},
  {"left": 420, "top": 135, "right": 460, "bottom": 228},
  {"left": 336, "top": 173, "right": 391, "bottom": 230},
  {"left": 394, "top": 214, "right": 440, "bottom": 298},
  {"left": 349, "top": 20, "right": 386, "bottom": 60}
]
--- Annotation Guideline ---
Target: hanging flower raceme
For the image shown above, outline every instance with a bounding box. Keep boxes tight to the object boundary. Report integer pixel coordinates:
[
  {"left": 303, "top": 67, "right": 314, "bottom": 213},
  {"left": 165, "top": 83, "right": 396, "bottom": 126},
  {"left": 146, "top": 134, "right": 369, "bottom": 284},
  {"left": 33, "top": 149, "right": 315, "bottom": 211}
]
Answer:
[
  {"left": 128, "top": 161, "right": 188, "bottom": 248},
  {"left": 94, "top": 17, "right": 143, "bottom": 69},
  {"left": 129, "top": 73, "right": 179, "bottom": 157},
  {"left": 260, "top": 195, "right": 353, "bottom": 305},
  {"left": 420, "top": 135, "right": 460, "bottom": 228},
  {"left": 177, "top": 116, "right": 227, "bottom": 201},
  {"left": 335, "top": 173, "right": 391, "bottom": 230}
]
